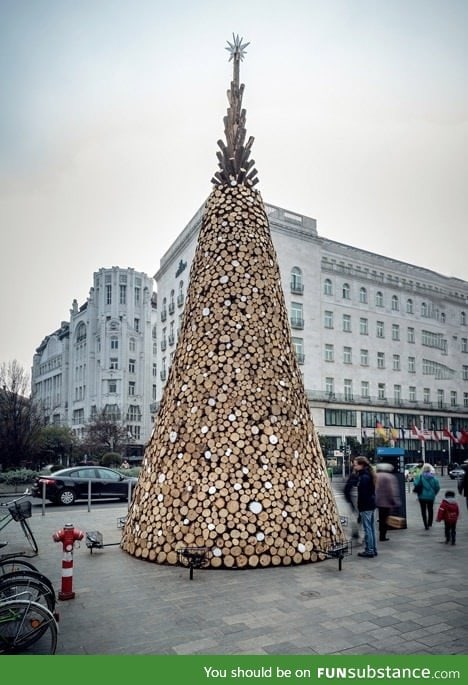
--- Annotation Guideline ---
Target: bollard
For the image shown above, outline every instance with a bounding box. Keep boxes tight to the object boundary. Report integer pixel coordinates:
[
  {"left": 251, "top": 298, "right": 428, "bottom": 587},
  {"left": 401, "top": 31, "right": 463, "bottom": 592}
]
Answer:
[{"left": 52, "top": 523, "right": 84, "bottom": 600}]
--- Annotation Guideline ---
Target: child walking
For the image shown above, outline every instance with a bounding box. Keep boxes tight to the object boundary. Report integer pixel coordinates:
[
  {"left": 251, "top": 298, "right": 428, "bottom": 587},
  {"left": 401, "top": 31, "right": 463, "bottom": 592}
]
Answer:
[{"left": 436, "top": 491, "right": 460, "bottom": 545}]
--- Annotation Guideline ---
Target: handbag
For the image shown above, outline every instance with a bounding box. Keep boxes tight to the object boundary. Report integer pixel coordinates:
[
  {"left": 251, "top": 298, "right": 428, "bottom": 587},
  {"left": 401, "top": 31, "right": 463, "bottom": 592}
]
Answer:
[
  {"left": 386, "top": 515, "right": 406, "bottom": 529},
  {"left": 413, "top": 479, "right": 423, "bottom": 495}
]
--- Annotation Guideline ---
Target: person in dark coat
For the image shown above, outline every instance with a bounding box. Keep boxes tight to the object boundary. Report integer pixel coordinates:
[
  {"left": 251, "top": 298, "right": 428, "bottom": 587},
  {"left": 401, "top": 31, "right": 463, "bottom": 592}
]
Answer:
[
  {"left": 458, "top": 464, "right": 468, "bottom": 512},
  {"left": 353, "top": 456, "right": 377, "bottom": 558}
]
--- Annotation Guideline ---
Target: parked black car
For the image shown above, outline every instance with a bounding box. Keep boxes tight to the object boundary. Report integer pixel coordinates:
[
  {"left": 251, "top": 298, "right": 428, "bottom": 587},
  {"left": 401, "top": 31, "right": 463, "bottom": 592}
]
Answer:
[{"left": 31, "top": 466, "right": 138, "bottom": 505}]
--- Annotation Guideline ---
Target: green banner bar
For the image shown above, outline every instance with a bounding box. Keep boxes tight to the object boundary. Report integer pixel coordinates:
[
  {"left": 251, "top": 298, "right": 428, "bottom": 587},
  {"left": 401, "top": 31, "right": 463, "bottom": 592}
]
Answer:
[{"left": 2, "top": 655, "right": 467, "bottom": 684}]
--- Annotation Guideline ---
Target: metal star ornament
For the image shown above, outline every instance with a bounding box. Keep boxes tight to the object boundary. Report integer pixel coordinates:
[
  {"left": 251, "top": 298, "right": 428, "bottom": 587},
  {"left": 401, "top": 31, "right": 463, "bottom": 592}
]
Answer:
[{"left": 225, "top": 33, "right": 250, "bottom": 62}]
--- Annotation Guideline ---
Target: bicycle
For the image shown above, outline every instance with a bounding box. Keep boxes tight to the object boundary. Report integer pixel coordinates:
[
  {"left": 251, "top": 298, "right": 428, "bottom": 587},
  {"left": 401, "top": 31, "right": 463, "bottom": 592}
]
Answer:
[
  {"left": 0, "top": 570, "right": 56, "bottom": 612},
  {"left": 0, "top": 557, "right": 39, "bottom": 576},
  {"left": 0, "top": 492, "right": 39, "bottom": 555},
  {"left": 0, "top": 598, "right": 58, "bottom": 654}
]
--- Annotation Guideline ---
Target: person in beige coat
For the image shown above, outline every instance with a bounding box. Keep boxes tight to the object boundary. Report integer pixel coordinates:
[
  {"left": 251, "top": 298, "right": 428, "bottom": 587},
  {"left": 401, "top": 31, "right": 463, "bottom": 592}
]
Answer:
[{"left": 375, "top": 463, "right": 400, "bottom": 542}]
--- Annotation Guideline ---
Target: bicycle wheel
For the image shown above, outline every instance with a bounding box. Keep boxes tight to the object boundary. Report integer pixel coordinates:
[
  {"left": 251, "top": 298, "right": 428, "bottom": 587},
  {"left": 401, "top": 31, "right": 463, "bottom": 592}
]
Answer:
[
  {"left": 19, "top": 518, "right": 39, "bottom": 554},
  {"left": 0, "top": 576, "right": 56, "bottom": 612},
  {"left": 0, "top": 558, "right": 38, "bottom": 576},
  {"left": 0, "top": 599, "right": 58, "bottom": 654},
  {"left": 0, "top": 569, "right": 55, "bottom": 595}
]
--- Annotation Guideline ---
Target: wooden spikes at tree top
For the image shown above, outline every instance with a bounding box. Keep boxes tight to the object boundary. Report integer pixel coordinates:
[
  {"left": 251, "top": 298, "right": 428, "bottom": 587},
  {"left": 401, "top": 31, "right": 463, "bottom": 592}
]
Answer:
[{"left": 212, "top": 37, "right": 259, "bottom": 188}]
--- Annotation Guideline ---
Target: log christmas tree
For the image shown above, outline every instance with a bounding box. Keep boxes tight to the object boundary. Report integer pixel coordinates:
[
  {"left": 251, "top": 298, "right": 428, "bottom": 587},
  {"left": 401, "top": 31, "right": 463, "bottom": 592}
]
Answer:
[{"left": 121, "top": 35, "right": 344, "bottom": 568}]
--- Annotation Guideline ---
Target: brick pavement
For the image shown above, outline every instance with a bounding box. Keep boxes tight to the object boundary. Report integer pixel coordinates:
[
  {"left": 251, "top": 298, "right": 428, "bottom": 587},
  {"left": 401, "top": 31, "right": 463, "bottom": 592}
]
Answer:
[{"left": 1, "top": 477, "right": 467, "bottom": 654}]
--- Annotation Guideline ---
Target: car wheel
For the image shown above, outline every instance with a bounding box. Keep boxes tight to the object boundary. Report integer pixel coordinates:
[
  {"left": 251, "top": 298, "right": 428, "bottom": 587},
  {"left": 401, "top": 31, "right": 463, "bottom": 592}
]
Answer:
[{"left": 59, "top": 489, "right": 76, "bottom": 505}]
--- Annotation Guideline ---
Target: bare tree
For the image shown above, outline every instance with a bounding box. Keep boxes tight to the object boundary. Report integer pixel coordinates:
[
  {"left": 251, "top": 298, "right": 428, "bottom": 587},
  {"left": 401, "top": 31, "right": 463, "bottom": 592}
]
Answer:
[
  {"left": 0, "top": 360, "right": 43, "bottom": 469},
  {"left": 83, "top": 409, "right": 128, "bottom": 459}
]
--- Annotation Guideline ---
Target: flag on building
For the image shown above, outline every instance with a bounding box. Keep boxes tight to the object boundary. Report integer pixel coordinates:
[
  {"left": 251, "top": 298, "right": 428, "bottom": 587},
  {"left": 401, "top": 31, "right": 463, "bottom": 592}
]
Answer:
[
  {"left": 375, "top": 420, "right": 387, "bottom": 439},
  {"left": 411, "top": 424, "right": 425, "bottom": 440},
  {"left": 443, "top": 428, "right": 459, "bottom": 443},
  {"left": 388, "top": 422, "right": 399, "bottom": 440}
]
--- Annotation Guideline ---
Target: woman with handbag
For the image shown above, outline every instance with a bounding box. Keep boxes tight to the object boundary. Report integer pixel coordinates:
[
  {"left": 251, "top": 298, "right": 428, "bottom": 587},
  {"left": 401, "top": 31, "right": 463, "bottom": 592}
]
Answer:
[{"left": 413, "top": 463, "right": 440, "bottom": 530}]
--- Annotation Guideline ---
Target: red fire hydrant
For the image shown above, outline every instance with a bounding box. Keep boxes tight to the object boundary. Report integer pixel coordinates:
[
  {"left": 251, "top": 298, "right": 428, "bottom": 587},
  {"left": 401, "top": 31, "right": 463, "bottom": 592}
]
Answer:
[{"left": 52, "top": 523, "right": 84, "bottom": 600}]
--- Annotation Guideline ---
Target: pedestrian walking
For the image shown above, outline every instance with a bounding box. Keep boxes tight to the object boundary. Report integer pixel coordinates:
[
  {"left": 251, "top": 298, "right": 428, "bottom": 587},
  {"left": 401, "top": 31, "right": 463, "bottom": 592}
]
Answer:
[
  {"left": 413, "top": 463, "right": 440, "bottom": 530},
  {"left": 343, "top": 458, "right": 362, "bottom": 542},
  {"left": 352, "top": 457, "right": 377, "bottom": 558},
  {"left": 375, "top": 463, "right": 400, "bottom": 542},
  {"left": 458, "top": 464, "right": 468, "bottom": 512},
  {"left": 436, "top": 490, "right": 460, "bottom": 545}
]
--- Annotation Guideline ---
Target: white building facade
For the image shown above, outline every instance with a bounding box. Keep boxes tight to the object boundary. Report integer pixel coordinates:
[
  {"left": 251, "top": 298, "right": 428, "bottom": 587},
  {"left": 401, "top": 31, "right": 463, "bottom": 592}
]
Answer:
[
  {"left": 154, "top": 200, "right": 468, "bottom": 464},
  {"left": 32, "top": 267, "right": 158, "bottom": 457}
]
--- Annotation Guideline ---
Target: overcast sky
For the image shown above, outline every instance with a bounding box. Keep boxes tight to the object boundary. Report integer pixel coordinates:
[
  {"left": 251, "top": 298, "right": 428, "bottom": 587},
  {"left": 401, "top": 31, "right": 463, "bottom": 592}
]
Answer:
[{"left": 1, "top": 0, "right": 467, "bottom": 377}]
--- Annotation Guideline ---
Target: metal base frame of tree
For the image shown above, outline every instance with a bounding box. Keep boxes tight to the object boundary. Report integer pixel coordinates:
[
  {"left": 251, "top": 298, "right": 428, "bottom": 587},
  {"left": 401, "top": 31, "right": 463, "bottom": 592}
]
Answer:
[{"left": 121, "top": 35, "right": 344, "bottom": 569}]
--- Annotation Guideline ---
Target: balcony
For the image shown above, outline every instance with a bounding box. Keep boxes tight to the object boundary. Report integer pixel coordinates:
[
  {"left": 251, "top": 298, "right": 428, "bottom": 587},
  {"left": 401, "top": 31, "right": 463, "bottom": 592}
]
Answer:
[
  {"left": 161, "top": 340, "right": 167, "bottom": 351},
  {"left": 177, "top": 293, "right": 184, "bottom": 307},
  {"left": 168, "top": 334, "right": 175, "bottom": 346},
  {"left": 290, "top": 317, "right": 304, "bottom": 330},
  {"left": 168, "top": 302, "right": 175, "bottom": 315},
  {"left": 160, "top": 370, "right": 166, "bottom": 381},
  {"left": 290, "top": 282, "right": 304, "bottom": 295},
  {"left": 160, "top": 310, "right": 167, "bottom": 322}
]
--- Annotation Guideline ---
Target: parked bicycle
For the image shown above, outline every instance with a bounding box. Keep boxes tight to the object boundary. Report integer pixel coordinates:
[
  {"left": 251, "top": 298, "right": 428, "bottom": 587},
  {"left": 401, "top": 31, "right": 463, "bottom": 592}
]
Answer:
[
  {"left": 0, "top": 559, "right": 58, "bottom": 654},
  {"left": 0, "top": 492, "right": 39, "bottom": 556}
]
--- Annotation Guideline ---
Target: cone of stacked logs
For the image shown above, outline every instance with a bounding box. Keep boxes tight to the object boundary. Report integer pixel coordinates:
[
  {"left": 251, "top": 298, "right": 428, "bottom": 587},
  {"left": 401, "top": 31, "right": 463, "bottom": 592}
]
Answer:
[
  {"left": 121, "top": 34, "right": 344, "bottom": 568},
  {"left": 121, "top": 183, "right": 345, "bottom": 568}
]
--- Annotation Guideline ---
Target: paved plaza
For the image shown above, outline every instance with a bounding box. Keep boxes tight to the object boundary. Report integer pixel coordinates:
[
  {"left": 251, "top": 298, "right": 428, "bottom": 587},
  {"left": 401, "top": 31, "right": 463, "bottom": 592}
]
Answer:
[{"left": 2, "top": 477, "right": 467, "bottom": 655}]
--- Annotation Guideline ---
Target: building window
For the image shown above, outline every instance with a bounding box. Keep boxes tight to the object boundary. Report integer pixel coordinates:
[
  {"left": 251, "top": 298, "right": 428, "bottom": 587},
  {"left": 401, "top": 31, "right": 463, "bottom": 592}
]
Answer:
[
  {"left": 325, "top": 344, "right": 334, "bottom": 362},
  {"left": 325, "top": 377, "right": 334, "bottom": 395},
  {"left": 408, "top": 357, "right": 416, "bottom": 373},
  {"left": 161, "top": 297, "right": 167, "bottom": 322},
  {"left": 134, "top": 318, "right": 140, "bottom": 332},
  {"left": 152, "top": 363, "right": 157, "bottom": 377},
  {"left": 463, "top": 366, "right": 468, "bottom": 381},
  {"left": 344, "top": 379, "right": 353, "bottom": 400},
  {"left": 168, "top": 290, "right": 175, "bottom": 315},
  {"left": 450, "top": 391, "right": 457, "bottom": 407},
  {"left": 110, "top": 337, "right": 118, "bottom": 350},
  {"left": 360, "top": 317, "right": 368, "bottom": 335},
  {"left": 391, "top": 295, "right": 399, "bottom": 311},
  {"left": 108, "top": 380, "right": 117, "bottom": 393},
  {"left": 392, "top": 324, "right": 400, "bottom": 341},
  {"left": 106, "top": 284, "right": 112, "bottom": 305},
  {"left": 409, "top": 386, "right": 416, "bottom": 402},
  {"left": 461, "top": 311, "right": 466, "bottom": 325},
  {"left": 152, "top": 384, "right": 157, "bottom": 401},
  {"left": 376, "top": 321, "right": 385, "bottom": 338},
  {"left": 119, "top": 284, "right": 127, "bottom": 305},
  {"left": 127, "top": 405, "right": 141, "bottom": 422},
  {"left": 406, "top": 298, "right": 413, "bottom": 314},
  {"left": 324, "top": 310, "right": 333, "bottom": 329},
  {"left": 360, "top": 349, "right": 369, "bottom": 366},
  {"left": 343, "top": 314, "right": 351, "bottom": 332},
  {"left": 342, "top": 283, "right": 350, "bottom": 300},
  {"left": 359, "top": 287, "right": 367, "bottom": 304},
  {"left": 324, "top": 409, "right": 357, "bottom": 427},
  {"left": 292, "top": 337, "right": 304, "bottom": 364},
  {"left": 128, "top": 359, "right": 136, "bottom": 374},
  {"left": 291, "top": 267, "right": 304, "bottom": 294},
  {"left": 464, "top": 392, "right": 468, "bottom": 408},
  {"left": 129, "top": 337, "right": 136, "bottom": 352},
  {"left": 423, "top": 388, "right": 430, "bottom": 403},
  {"left": 291, "top": 302, "right": 304, "bottom": 329},
  {"left": 376, "top": 291, "right": 384, "bottom": 307},
  {"left": 421, "top": 302, "right": 428, "bottom": 317},
  {"left": 134, "top": 287, "right": 140, "bottom": 305},
  {"left": 128, "top": 381, "right": 136, "bottom": 396},
  {"left": 109, "top": 358, "right": 118, "bottom": 370},
  {"left": 377, "top": 352, "right": 385, "bottom": 369},
  {"left": 393, "top": 354, "right": 400, "bottom": 371},
  {"left": 361, "top": 381, "right": 370, "bottom": 398},
  {"left": 394, "top": 385, "right": 401, "bottom": 403},
  {"left": 378, "top": 383, "right": 386, "bottom": 400},
  {"left": 153, "top": 342, "right": 157, "bottom": 355},
  {"left": 178, "top": 280, "right": 184, "bottom": 306},
  {"left": 407, "top": 327, "right": 415, "bottom": 343},
  {"left": 343, "top": 346, "right": 352, "bottom": 364},
  {"left": 462, "top": 338, "right": 468, "bottom": 353},
  {"left": 324, "top": 278, "right": 333, "bottom": 296}
]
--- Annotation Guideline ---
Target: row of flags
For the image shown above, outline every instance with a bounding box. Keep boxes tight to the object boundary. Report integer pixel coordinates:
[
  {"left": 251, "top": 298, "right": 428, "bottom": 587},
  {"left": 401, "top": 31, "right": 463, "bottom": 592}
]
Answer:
[{"left": 362, "top": 421, "right": 468, "bottom": 444}]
